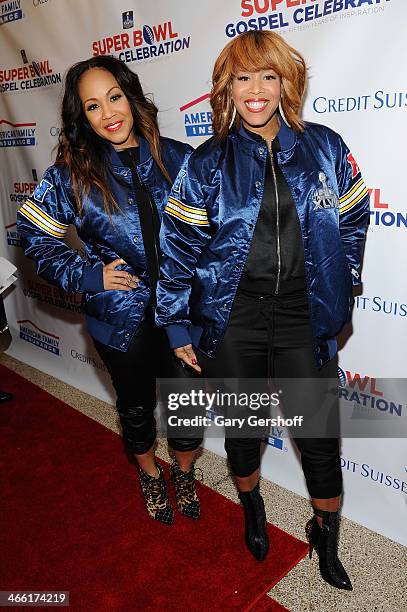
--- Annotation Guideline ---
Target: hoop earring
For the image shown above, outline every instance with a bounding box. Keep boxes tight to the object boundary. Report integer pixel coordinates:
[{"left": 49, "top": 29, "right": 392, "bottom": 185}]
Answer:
[
  {"left": 278, "top": 100, "right": 290, "bottom": 127},
  {"left": 228, "top": 105, "right": 237, "bottom": 130}
]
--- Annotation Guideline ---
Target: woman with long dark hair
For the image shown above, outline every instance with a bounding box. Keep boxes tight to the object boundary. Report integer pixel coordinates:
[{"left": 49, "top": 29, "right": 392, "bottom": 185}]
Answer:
[
  {"left": 156, "top": 31, "right": 369, "bottom": 587},
  {"left": 18, "top": 56, "right": 202, "bottom": 525}
]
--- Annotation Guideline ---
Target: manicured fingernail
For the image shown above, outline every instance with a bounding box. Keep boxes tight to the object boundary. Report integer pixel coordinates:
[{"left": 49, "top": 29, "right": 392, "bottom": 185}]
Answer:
[{"left": 191, "top": 359, "right": 197, "bottom": 365}]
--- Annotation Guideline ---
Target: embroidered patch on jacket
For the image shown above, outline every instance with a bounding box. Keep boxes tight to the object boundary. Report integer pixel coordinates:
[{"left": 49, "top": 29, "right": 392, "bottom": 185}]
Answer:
[
  {"left": 19, "top": 199, "right": 68, "bottom": 238},
  {"left": 32, "top": 178, "right": 53, "bottom": 204},
  {"left": 339, "top": 174, "right": 368, "bottom": 215},
  {"left": 312, "top": 172, "right": 339, "bottom": 210},
  {"left": 165, "top": 196, "right": 210, "bottom": 226},
  {"left": 346, "top": 152, "right": 360, "bottom": 179},
  {"left": 172, "top": 169, "right": 186, "bottom": 195}
]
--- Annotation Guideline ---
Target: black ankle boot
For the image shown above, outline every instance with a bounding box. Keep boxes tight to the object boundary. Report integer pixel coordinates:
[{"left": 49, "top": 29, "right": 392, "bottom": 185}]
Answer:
[
  {"left": 238, "top": 483, "right": 269, "bottom": 561},
  {"left": 306, "top": 509, "right": 352, "bottom": 590}
]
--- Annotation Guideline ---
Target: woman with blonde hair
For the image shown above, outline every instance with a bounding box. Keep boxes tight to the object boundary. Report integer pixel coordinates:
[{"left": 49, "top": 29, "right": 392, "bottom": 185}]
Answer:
[{"left": 156, "top": 30, "right": 369, "bottom": 588}]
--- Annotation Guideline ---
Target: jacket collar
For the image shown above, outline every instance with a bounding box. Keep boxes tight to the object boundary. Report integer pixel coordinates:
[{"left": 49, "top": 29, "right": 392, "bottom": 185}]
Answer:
[
  {"left": 109, "top": 134, "right": 152, "bottom": 168},
  {"left": 235, "top": 113, "right": 297, "bottom": 161}
]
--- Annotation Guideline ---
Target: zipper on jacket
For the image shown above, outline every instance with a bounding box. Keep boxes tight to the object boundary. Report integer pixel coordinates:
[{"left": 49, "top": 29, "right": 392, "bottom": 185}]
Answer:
[{"left": 268, "top": 141, "right": 281, "bottom": 294}]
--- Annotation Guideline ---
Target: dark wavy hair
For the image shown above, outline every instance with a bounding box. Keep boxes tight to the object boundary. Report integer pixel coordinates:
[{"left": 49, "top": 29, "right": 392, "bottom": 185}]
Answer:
[{"left": 55, "top": 55, "right": 171, "bottom": 215}]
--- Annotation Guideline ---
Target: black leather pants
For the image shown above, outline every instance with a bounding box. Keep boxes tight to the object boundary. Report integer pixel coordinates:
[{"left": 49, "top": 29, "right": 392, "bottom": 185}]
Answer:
[
  {"left": 94, "top": 310, "right": 203, "bottom": 455},
  {"left": 198, "top": 289, "right": 342, "bottom": 499}
]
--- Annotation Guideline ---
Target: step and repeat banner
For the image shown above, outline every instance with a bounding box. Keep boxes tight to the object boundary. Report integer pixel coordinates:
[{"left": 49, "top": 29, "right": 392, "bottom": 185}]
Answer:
[{"left": 1, "top": 0, "right": 405, "bottom": 544}]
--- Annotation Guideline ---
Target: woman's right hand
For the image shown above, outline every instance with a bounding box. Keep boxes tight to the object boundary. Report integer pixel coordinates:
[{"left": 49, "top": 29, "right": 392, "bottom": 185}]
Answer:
[
  {"left": 103, "top": 259, "right": 139, "bottom": 291},
  {"left": 174, "top": 344, "right": 202, "bottom": 374}
]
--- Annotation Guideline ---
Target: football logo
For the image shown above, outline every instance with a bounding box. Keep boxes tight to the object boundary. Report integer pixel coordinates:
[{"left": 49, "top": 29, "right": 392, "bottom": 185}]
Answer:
[{"left": 143, "top": 25, "right": 155, "bottom": 45}]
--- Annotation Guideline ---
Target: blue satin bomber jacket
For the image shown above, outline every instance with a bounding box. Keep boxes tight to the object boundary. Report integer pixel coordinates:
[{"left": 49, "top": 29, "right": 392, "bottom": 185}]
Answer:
[
  {"left": 155, "top": 121, "right": 370, "bottom": 368},
  {"left": 17, "top": 136, "right": 192, "bottom": 352}
]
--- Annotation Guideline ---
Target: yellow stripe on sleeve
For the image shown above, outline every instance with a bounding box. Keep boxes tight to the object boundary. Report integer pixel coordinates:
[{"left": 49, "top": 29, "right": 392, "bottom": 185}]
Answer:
[
  {"left": 339, "top": 177, "right": 364, "bottom": 204},
  {"left": 20, "top": 202, "right": 66, "bottom": 235},
  {"left": 165, "top": 207, "right": 210, "bottom": 226},
  {"left": 19, "top": 207, "right": 66, "bottom": 238},
  {"left": 165, "top": 201, "right": 209, "bottom": 223},
  {"left": 339, "top": 187, "right": 368, "bottom": 215},
  {"left": 25, "top": 199, "right": 69, "bottom": 231},
  {"left": 168, "top": 196, "right": 208, "bottom": 217}
]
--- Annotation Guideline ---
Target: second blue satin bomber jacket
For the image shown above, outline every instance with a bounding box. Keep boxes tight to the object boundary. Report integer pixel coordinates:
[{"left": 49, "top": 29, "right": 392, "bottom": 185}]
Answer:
[
  {"left": 17, "top": 136, "right": 192, "bottom": 352},
  {"left": 155, "top": 120, "right": 370, "bottom": 368}
]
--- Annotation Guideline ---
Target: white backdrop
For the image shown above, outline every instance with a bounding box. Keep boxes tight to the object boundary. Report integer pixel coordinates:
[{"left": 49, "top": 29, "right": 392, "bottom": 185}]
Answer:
[{"left": 1, "top": 0, "right": 406, "bottom": 545}]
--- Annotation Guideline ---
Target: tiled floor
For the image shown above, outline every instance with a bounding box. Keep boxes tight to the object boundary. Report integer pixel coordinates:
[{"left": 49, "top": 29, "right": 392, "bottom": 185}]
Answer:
[{"left": 1, "top": 353, "right": 406, "bottom": 612}]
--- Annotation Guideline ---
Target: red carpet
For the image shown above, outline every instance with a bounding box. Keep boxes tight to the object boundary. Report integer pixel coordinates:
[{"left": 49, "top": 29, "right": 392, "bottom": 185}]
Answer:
[
  {"left": 0, "top": 364, "right": 307, "bottom": 611},
  {"left": 251, "top": 596, "right": 290, "bottom": 611}
]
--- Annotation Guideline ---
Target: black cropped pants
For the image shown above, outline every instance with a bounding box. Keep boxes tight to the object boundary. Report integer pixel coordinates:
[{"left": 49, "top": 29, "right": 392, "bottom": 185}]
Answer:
[
  {"left": 198, "top": 289, "right": 342, "bottom": 499},
  {"left": 93, "top": 309, "right": 202, "bottom": 456}
]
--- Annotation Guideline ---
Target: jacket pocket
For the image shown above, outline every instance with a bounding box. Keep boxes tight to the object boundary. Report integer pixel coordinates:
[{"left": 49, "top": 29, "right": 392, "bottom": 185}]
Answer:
[
  {"left": 84, "top": 290, "right": 129, "bottom": 321},
  {"left": 83, "top": 291, "right": 107, "bottom": 320}
]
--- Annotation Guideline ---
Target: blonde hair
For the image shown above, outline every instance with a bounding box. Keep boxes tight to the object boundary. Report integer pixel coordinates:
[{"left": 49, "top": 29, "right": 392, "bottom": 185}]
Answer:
[{"left": 211, "top": 30, "right": 307, "bottom": 140}]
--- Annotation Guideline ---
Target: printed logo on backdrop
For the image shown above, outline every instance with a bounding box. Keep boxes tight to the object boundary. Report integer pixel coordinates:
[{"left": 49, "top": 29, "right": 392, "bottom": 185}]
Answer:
[
  {"left": 49, "top": 126, "right": 61, "bottom": 138},
  {"left": 180, "top": 94, "right": 212, "bottom": 138},
  {"left": 0, "top": 51, "right": 62, "bottom": 94},
  {"left": 368, "top": 188, "right": 407, "bottom": 230},
  {"left": 0, "top": 119, "right": 36, "bottom": 147},
  {"left": 313, "top": 90, "right": 407, "bottom": 114},
  {"left": 5, "top": 221, "right": 21, "bottom": 247},
  {"left": 70, "top": 348, "right": 108, "bottom": 372},
  {"left": 7, "top": 169, "right": 38, "bottom": 204},
  {"left": 91, "top": 12, "right": 191, "bottom": 64},
  {"left": 354, "top": 296, "right": 407, "bottom": 318},
  {"left": 204, "top": 404, "right": 288, "bottom": 450},
  {"left": 122, "top": 10, "right": 133, "bottom": 29},
  {"left": 338, "top": 367, "right": 403, "bottom": 417},
  {"left": 23, "top": 278, "right": 82, "bottom": 314},
  {"left": 341, "top": 457, "right": 407, "bottom": 496},
  {"left": 0, "top": 0, "right": 25, "bottom": 26},
  {"left": 33, "top": 0, "right": 51, "bottom": 7},
  {"left": 265, "top": 426, "right": 288, "bottom": 452},
  {"left": 225, "top": 0, "right": 392, "bottom": 38},
  {"left": 18, "top": 319, "right": 60, "bottom": 355}
]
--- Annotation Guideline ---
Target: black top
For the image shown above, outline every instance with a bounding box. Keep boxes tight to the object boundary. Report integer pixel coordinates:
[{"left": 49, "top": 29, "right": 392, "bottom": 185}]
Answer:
[
  {"left": 116, "top": 147, "right": 161, "bottom": 297},
  {"left": 239, "top": 135, "right": 307, "bottom": 295}
]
